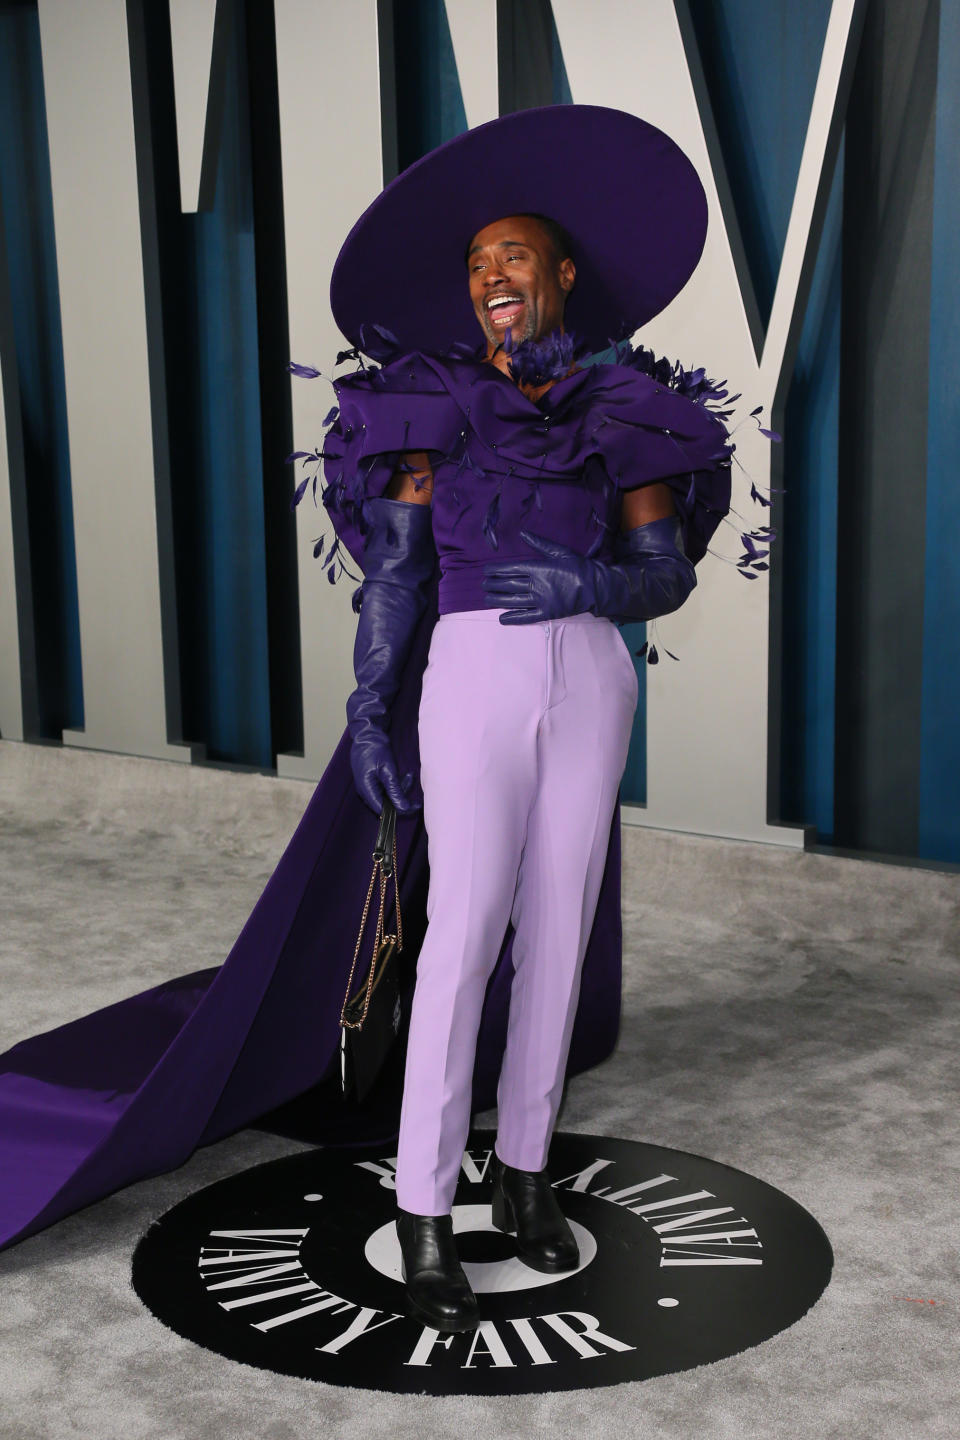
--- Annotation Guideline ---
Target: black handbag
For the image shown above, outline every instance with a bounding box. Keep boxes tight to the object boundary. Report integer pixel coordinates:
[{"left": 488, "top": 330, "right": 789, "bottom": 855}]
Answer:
[{"left": 339, "top": 799, "right": 404, "bottom": 1102}]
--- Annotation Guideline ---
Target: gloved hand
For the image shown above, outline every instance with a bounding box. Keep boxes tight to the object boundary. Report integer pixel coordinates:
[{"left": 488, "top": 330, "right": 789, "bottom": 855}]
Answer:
[
  {"left": 481, "top": 514, "right": 696, "bottom": 625},
  {"left": 346, "top": 496, "right": 436, "bottom": 815}
]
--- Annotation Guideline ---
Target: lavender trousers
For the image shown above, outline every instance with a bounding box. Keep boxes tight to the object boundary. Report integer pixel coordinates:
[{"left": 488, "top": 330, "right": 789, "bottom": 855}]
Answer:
[{"left": 394, "top": 606, "right": 639, "bottom": 1215}]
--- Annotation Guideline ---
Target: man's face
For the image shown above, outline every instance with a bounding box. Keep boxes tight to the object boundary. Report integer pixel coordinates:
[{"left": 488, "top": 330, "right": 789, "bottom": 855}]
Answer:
[{"left": 466, "top": 215, "right": 575, "bottom": 351}]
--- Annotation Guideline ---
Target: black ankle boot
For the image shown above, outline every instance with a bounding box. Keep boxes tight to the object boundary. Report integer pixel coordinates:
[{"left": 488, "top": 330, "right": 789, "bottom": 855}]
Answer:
[
  {"left": 395, "top": 1210, "right": 480, "bottom": 1332},
  {"left": 490, "top": 1156, "right": 580, "bottom": 1273}
]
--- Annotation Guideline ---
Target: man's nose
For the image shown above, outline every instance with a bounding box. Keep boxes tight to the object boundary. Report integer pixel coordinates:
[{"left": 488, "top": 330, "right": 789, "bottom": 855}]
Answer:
[{"left": 483, "top": 261, "right": 509, "bottom": 286}]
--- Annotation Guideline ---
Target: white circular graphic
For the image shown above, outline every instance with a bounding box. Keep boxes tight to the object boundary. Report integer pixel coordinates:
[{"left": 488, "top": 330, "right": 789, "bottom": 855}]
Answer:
[{"left": 364, "top": 1203, "right": 598, "bottom": 1293}]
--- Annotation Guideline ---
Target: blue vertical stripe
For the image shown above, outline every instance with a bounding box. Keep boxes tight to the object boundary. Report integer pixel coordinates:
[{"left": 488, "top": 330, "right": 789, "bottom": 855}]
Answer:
[
  {"left": 780, "top": 149, "right": 842, "bottom": 842},
  {"left": 619, "top": 621, "right": 647, "bottom": 804},
  {"left": 395, "top": 0, "right": 468, "bottom": 172},
  {"left": 550, "top": 9, "right": 572, "bottom": 104},
  {"left": 918, "top": 0, "right": 960, "bottom": 862},
  {"left": 183, "top": 3, "right": 271, "bottom": 767}
]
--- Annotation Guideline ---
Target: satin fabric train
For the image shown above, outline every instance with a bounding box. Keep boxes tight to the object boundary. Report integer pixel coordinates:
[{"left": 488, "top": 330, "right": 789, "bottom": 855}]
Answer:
[{"left": 0, "top": 572, "right": 624, "bottom": 1254}]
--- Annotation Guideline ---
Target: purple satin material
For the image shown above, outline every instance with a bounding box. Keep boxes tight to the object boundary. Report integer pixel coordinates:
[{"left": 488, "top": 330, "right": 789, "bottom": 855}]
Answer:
[
  {"left": 0, "top": 572, "right": 623, "bottom": 1255},
  {"left": 438, "top": 564, "right": 498, "bottom": 615}
]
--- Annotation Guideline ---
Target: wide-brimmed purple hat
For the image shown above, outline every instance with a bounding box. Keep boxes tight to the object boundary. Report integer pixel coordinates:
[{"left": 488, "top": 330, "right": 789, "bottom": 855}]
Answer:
[{"left": 330, "top": 104, "right": 708, "bottom": 357}]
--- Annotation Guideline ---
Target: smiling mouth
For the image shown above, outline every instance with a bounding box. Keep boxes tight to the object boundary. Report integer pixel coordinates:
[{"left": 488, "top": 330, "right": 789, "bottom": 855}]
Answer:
[{"left": 485, "top": 294, "right": 526, "bottom": 328}]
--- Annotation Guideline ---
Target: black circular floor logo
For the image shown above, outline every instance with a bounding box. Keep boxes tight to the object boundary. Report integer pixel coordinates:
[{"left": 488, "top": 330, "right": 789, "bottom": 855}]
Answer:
[{"left": 132, "top": 1130, "right": 832, "bottom": 1394}]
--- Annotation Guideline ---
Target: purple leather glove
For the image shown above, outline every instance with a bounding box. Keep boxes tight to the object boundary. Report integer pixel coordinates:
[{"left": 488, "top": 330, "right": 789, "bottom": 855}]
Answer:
[
  {"left": 346, "top": 496, "right": 436, "bottom": 815},
  {"left": 482, "top": 514, "right": 696, "bottom": 625}
]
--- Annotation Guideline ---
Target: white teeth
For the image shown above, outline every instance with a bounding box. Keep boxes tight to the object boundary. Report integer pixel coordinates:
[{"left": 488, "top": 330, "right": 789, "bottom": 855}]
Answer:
[{"left": 487, "top": 295, "right": 523, "bottom": 310}]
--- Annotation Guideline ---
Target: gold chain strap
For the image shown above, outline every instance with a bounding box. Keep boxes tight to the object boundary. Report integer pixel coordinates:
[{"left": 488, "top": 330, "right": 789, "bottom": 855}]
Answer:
[{"left": 339, "top": 823, "right": 402, "bottom": 1032}]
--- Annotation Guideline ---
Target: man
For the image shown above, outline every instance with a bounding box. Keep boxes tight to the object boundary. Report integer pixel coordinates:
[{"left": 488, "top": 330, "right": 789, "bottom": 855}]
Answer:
[{"left": 315, "top": 105, "right": 748, "bottom": 1335}]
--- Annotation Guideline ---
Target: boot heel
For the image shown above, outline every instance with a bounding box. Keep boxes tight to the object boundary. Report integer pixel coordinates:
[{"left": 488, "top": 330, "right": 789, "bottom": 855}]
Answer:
[{"left": 491, "top": 1179, "right": 515, "bottom": 1235}]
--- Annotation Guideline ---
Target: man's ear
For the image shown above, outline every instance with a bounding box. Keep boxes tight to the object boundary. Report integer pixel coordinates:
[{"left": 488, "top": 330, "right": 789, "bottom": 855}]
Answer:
[{"left": 559, "top": 257, "right": 576, "bottom": 294}]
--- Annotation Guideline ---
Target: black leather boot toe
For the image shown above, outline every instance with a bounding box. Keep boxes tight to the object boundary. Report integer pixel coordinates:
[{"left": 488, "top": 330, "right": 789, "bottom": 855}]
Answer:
[
  {"left": 396, "top": 1209, "right": 480, "bottom": 1333},
  {"left": 490, "top": 1155, "right": 580, "bottom": 1273}
]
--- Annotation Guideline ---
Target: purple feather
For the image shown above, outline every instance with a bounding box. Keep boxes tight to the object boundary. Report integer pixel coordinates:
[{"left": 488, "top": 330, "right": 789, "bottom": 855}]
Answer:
[
  {"left": 482, "top": 490, "right": 501, "bottom": 550},
  {"left": 358, "top": 323, "right": 400, "bottom": 362},
  {"left": 505, "top": 328, "right": 587, "bottom": 388},
  {"left": 445, "top": 339, "right": 485, "bottom": 360},
  {"left": 614, "top": 339, "right": 730, "bottom": 412}
]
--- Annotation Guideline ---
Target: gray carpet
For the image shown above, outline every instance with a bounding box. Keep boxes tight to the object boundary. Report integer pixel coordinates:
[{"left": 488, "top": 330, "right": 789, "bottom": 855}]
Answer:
[{"left": 0, "top": 738, "right": 957, "bottom": 1439}]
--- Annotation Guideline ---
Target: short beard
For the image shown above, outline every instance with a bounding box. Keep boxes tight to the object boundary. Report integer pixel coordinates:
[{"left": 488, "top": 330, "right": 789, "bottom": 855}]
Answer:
[{"left": 482, "top": 300, "right": 538, "bottom": 349}]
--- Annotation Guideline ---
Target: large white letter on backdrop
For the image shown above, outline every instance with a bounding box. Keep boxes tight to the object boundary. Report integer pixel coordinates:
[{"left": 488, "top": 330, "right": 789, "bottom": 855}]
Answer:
[
  {"left": 37, "top": 0, "right": 190, "bottom": 761},
  {"left": 444, "top": 0, "right": 499, "bottom": 130},
  {"left": 274, "top": 0, "right": 386, "bottom": 780},
  {"left": 546, "top": 0, "right": 864, "bottom": 845}
]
